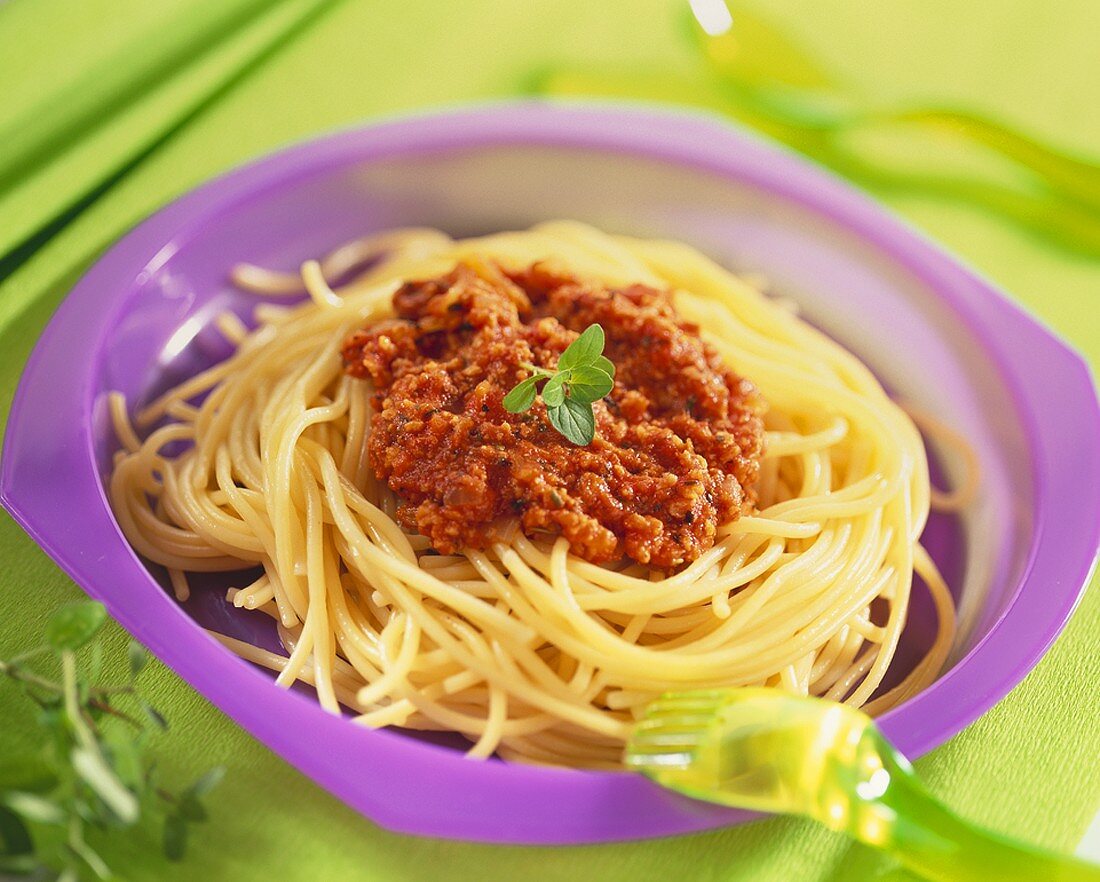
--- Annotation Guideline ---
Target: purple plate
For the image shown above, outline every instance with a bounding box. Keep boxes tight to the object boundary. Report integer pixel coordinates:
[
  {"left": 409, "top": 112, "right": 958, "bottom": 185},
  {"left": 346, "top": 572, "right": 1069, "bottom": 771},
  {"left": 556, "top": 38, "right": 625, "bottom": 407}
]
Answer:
[{"left": 3, "top": 103, "right": 1099, "bottom": 845}]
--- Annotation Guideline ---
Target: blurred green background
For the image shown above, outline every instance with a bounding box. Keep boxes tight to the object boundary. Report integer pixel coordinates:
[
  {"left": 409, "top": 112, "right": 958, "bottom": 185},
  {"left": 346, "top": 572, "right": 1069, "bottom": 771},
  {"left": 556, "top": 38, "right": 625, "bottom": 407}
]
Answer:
[{"left": 0, "top": 1, "right": 1097, "bottom": 879}]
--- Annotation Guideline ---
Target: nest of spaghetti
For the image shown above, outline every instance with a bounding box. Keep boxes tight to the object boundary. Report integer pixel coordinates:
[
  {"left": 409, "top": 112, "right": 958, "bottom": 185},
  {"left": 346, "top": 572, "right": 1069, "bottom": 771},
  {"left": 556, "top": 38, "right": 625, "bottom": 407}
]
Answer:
[{"left": 109, "top": 222, "right": 958, "bottom": 769}]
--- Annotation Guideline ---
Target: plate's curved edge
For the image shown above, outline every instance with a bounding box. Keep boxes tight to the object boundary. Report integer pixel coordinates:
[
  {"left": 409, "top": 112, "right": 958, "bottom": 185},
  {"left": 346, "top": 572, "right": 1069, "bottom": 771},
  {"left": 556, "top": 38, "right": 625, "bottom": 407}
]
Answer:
[
  {"left": 2, "top": 100, "right": 1098, "bottom": 844},
  {"left": 878, "top": 284, "right": 1100, "bottom": 754}
]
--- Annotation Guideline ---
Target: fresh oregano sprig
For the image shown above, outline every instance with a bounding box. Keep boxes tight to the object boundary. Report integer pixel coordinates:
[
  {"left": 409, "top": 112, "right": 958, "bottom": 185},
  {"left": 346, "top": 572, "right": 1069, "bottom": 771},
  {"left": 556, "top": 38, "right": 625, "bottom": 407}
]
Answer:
[
  {"left": 0, "top": 600, "right": 224, "bottom": 880},
  {"left": 503, "top": 323, "right": 615, "bottom": 445}
]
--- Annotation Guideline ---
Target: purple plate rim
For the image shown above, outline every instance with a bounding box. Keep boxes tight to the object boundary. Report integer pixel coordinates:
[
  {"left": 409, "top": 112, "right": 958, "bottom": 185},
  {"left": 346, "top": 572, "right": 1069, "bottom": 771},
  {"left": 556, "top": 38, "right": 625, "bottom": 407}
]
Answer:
[{"left": 2, "top": 100, "right": 1098, "bottom": 845}]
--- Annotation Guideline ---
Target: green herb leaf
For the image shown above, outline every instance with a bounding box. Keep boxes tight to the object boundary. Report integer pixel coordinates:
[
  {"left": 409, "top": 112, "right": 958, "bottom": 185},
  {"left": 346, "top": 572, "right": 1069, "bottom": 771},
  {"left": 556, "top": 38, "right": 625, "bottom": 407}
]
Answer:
[
  {"left": 564, "top": 365, "right": 614, "bottom": 403},
  {"left": 46, "top": 602, "right": 107, "bottom": 651},
  {"left": 72, "top": 796, "right": 98, "bottom": 826},
  {"left": 0, "top": 806, "right": 33, "bottom": 856},
  {"left": 163, "top": 814, "right": 188, "bottom": 862},
  {"left": 501, "top": 376, "right": 538, "bottom": 413},
  {"left": 0, "top": 853, "right": 37, "bottom": 873},
  {"left": 71, "top": 747, "right": 139, "bottom": 825},
  {"left": 547, "top": 398, "right": 596, "bottom": 445},
  {"left": 127, "top": 641, "right": 148, "bottom": 679},
  {"left": 541, "top": 373, "right": 567, "bottom": 407},
  {"left": 103, "top": 731, "right": 143, "bottom": 790},
  {"left": 184, "top": 767, "right": 225, "bottom": 801},
  {"left": 593, "top": 355, "right": 616, "bottom": 378},
  {"left": 501, "top": 323, "right": 612, "bottom": 445},
  {"left": 139, "top": 700, "right": 169, "bottom": 731},
  {"left": 0, "top": 792, "right": 65, "bottom": 826},
  {"left": 0, "top": 757, "right": 56, "bottom": 794},
  {"left": 176, "top": 796, "right": 207, "bottom": 823},
  {"left": 557, "top": 323, "right": 605, "bottom": 372}
]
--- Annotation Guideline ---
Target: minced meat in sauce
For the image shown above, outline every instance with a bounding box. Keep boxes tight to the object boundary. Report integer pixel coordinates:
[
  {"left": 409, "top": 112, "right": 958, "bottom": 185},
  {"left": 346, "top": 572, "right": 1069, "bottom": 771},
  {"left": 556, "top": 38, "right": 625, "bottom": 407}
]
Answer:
[{"left": 342, "top": 261, "right": 765, "bottom": 568}]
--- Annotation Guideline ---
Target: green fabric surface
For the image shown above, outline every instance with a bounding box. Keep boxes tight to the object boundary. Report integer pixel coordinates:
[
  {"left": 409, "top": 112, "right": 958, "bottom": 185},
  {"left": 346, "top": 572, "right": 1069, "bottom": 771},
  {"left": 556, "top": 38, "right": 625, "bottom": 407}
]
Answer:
[{"left": 1, "top": 1, "right": 1097, "bottom": 879}]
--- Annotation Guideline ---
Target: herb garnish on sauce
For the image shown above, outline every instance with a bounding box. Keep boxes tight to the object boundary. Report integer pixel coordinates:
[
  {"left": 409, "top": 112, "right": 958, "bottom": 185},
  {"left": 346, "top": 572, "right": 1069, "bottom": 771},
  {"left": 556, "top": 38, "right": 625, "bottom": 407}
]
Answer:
[{"left": 502, "top": 323, "right": 615, "bottom": 445}]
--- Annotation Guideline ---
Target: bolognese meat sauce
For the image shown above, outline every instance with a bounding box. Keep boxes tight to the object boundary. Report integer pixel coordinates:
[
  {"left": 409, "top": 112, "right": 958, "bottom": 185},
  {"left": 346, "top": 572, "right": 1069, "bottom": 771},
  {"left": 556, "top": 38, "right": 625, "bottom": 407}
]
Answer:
[{"left": 342, "top": 262, "right": 764, "bottom": 568}]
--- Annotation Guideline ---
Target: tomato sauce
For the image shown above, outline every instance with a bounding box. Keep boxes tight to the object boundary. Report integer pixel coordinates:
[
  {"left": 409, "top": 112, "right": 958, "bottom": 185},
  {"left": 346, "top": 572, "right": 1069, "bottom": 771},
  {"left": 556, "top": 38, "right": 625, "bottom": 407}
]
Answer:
[{"left": 343, "top": 262, "right": 764, "bottom": 567}]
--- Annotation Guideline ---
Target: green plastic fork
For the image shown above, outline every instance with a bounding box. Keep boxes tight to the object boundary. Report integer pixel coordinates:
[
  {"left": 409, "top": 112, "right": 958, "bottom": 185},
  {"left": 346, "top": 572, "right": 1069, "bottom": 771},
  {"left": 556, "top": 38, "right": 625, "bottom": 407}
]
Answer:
[
  {"left": 684, "top": 6, "right": 1100, "bottom": 215},
  {"left": 533, "top": 4, "right": 1100, "bottom": 254},
  {"left": 626, "top": 689, "right": 1100, "bottom": 881}
]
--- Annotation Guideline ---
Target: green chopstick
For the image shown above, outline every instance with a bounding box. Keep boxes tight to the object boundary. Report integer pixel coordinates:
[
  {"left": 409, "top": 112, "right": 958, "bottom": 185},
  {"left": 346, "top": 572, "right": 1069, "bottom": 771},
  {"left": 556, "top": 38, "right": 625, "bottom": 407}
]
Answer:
[
  {"left": 0, "top": 0, "right": 342, "bottom": 276},
  {"left": 0, "top": 0, "right": 295, "bottom": 192}
]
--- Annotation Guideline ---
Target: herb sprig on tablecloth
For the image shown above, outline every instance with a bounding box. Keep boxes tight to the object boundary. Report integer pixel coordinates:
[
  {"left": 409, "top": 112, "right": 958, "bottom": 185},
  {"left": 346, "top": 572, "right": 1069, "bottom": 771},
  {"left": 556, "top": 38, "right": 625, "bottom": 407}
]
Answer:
[{"left": 0, "top": 601, "right": 223, "bottom": 880}]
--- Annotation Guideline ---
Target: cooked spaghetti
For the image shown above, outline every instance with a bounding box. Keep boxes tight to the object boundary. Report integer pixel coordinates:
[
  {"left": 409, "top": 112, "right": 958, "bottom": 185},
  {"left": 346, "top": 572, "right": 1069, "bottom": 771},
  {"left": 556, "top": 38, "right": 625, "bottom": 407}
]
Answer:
[{"left": 109, "top": 222, "right": 958, "bottom": 768}]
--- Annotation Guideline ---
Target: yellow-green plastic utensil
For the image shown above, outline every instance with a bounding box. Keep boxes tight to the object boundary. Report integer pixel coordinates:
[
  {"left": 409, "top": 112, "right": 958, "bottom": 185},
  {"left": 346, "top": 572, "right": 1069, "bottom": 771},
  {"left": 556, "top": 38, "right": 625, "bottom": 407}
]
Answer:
[
  {"left": 626, "top": 689, "right": 1100, "bottom": 882},
  {"left": 533, "top": 3, "right": 1100, "bottom": 254},
  {"left": 686, "top": 4, "right": 1100, "bottom": 213}
]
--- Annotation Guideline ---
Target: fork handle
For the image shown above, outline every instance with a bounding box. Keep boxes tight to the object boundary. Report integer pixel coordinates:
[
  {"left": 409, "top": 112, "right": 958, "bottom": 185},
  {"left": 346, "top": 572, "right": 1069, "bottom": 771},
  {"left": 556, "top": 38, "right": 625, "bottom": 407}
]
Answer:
[
  {"left": 884, "top": 107, "right": 1100, "bottom": 211},
  {"left": 867, "top": 770, "right": 1100, "bottom": 882}
]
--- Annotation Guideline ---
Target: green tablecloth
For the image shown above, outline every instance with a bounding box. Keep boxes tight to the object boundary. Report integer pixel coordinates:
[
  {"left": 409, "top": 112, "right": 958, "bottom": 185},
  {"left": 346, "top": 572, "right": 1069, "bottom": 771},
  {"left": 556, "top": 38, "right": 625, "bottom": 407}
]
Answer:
[{"left": 1, "top": 1, "right": 1097, "bottom": 879}]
